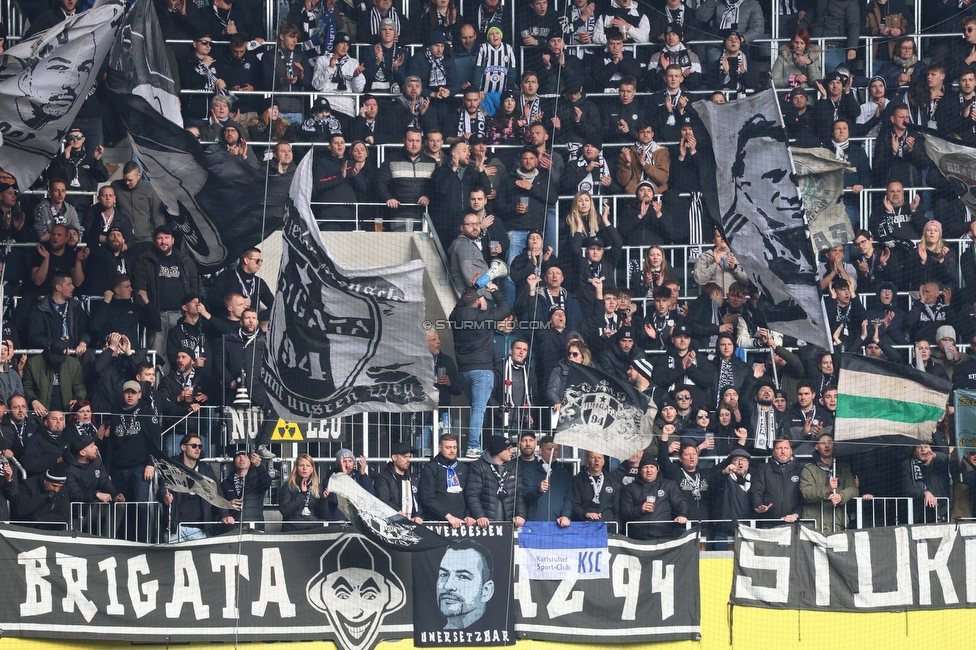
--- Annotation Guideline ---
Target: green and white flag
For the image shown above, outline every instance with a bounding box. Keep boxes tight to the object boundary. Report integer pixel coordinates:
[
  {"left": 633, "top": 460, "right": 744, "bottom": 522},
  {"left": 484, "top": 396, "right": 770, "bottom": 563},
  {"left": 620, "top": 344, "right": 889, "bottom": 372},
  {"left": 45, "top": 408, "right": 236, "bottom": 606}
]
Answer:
[{"left": 836, "top": 354, "right": 951, "bottom": 445}]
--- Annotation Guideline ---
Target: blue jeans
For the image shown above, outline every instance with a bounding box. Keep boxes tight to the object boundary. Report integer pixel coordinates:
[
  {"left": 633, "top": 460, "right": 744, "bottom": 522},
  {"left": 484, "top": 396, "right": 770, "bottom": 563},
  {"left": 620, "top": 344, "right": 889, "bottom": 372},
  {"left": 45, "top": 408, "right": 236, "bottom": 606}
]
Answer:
[
  {"left": 507, "top": 230, "right": 529, "bottom": 265},
  {"left": 460, "top": 369, "right": 493, "bottom": 452},
  {"left": 545, "top": 206, "right": 558, "bottom": 255},
  {"left": 823, "top": 47, "right": 847, "bottom": 75},
  {"left": 281, "top": 112, "right": 304, "bottom": 125}
]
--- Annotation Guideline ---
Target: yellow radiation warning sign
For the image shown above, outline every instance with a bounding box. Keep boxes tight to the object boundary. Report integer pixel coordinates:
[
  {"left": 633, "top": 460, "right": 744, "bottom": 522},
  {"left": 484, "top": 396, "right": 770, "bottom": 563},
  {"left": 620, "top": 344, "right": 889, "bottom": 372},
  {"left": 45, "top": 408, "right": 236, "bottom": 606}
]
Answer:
[{"left": 270, "top": 418, "right": 304, "bottom": 441}]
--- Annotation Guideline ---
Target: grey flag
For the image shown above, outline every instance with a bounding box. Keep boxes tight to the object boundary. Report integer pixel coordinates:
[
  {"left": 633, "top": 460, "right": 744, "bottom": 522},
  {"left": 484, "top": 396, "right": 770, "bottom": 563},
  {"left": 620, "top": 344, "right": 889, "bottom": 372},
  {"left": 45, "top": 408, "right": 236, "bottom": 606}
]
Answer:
[
  {"left": 793, "top": 147, "right": 854, "bottom": 252},
  {"left": 262, "top": 152, "right": 436, "bottom": 420},
  {"left": 696, "top": 89, "right": 831, "bottom": 348},
  {"left": 0, "top": 1, "right": 126, "bottom": 187}
]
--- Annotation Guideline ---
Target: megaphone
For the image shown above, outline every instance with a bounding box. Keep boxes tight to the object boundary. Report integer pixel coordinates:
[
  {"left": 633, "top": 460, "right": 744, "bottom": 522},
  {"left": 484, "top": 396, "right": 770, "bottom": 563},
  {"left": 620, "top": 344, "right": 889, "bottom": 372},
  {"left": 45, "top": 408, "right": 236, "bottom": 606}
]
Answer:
[{"left": 475, "top": 259, "right": 509, "bottom": 289}]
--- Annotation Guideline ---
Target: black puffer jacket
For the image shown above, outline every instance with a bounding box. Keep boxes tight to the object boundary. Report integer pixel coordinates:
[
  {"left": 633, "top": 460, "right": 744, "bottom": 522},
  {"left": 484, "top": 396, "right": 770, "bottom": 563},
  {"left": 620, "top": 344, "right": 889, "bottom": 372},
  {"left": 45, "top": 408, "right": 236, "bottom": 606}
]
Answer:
[
  {"left": 620, "top": 476, "right": 687, "bottom": 539},
  {"left": 63, "top": 449, "right": 117, "bottom": 503},
  {"left": 464, "top": 453, "right": 526, "bottom": 521}
]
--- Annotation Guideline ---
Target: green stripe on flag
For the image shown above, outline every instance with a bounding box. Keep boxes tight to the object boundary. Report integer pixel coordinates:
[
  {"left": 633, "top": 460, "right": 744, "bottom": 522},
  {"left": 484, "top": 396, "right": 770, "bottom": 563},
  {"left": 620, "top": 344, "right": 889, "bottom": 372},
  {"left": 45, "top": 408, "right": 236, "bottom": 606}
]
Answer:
[{"left": 836, "top": 395, "right": 944, "bottom": 424}]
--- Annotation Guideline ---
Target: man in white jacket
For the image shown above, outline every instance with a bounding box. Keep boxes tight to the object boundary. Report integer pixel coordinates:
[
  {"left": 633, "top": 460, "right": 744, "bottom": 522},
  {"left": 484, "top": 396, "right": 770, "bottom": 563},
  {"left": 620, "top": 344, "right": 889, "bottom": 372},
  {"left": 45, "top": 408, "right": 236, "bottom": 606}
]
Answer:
[{"left": 312, "top": 32, "right": 366, "bottom": 118}]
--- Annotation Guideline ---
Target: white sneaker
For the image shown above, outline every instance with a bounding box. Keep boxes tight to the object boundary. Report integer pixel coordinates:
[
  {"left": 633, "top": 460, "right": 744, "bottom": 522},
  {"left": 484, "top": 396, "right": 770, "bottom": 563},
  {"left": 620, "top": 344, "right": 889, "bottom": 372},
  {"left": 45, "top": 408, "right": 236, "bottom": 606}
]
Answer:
[
  {"left": 256, "top": 445, "right": 276, "bottom": 460},
  {"left": 465, "top": 447, "right": 481, "bottom": 459}
]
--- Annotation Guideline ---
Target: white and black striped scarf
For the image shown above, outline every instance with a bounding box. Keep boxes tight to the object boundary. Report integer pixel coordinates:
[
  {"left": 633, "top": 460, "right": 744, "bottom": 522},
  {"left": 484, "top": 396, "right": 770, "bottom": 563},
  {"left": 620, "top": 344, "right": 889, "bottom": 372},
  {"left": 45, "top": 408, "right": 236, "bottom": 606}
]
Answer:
[
  {"left": 369, "top": 6, "right": 401, "bottom": 36},
  {"left": 577, "top": 154, "right": 609, "bottom": 194},
  {"left": 720, "top": 0, "right": 743, "bottom": 30},
  {"left": 426, "top": 49, "right": 447, "bottom": 87},
  {"left": 458, "top": 109, "right": 488, "bottom": 138}
]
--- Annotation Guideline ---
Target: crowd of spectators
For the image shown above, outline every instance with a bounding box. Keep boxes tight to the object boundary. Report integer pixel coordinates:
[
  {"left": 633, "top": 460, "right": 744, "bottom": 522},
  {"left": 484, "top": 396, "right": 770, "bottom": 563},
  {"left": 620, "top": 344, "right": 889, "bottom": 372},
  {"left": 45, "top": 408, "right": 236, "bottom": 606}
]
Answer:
[{"left": 1, "top": 0, "right": 976, "bottom": 537}]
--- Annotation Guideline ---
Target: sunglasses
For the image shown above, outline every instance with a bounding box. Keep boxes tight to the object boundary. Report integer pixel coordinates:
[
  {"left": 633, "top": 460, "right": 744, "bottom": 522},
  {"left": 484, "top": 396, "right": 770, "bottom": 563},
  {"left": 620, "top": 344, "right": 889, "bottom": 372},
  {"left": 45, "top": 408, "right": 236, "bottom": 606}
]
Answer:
[
  {"left": 697, "top": 414, "right": 710, "bottom": 420},
  {"left": 198, "top": 40, "right": 213, "bottom": 46},
  {"left": 676, "top": 395, "right": 692, "bottom": 401},
  {"left": 248, "top": 257, "right": 263, "bottom": 264},
  {"left": 567, "top": 351, "right": 581, "bottom": 358},
  {"left": 184, "top": 443, "right": 203, "bottom": 449},
  {"left": 67, "top": 135, "right": 84, "bottom": 141}
]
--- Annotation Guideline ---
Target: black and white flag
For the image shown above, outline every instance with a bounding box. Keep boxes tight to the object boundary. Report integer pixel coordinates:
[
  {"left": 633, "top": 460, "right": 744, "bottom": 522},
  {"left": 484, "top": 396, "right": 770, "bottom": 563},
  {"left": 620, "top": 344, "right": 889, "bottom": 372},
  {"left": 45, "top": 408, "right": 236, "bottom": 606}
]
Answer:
[
  {"left": 115, "top": 93, "right": 289, "bottom": 272},
  {"left": 262, "top": 152, "right": 435, "bottom": 421},
  {"left": 925, "top": 132, "right": 976, "bottom": 214},
  {"left": 0, "top": 1, "right": 126, "bottom": 187},
  {"left": 697, "top": 89, "right": 831, "bottom": 348},
  {"left": 149, "top": 448, "right": 237, "bottom": 510},
  {"left": 329, "top": 473, "right": 451, "bottom": 553},
  {"left": 555, "top": 363, "right": 651, "bottom": 460},
  {"left": 106, "top": 0, "right": 181, "bottom": 125}
]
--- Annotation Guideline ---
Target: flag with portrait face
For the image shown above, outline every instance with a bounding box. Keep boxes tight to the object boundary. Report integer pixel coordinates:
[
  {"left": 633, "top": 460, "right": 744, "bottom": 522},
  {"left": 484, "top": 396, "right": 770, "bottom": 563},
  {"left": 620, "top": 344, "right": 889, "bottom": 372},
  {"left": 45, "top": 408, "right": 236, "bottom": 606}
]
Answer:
[
  {"left": 0, "top": 1, "right": 126, "bottom": 187},
  {"left": 696, "top": 89, "right": 831, "bottom": 348}
]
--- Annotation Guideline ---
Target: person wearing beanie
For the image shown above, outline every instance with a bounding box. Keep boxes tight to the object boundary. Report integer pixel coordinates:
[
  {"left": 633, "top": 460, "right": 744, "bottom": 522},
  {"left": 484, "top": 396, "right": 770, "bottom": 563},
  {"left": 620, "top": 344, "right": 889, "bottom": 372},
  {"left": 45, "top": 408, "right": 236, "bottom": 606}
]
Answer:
[
  {"left": 64, "top": 433, "right": 119, "bottom": 507},
  {"left": 620, "top": 451, "right": 688, "bottom": 540},
  {"left": 856, "top": 75, "right": 891, "bottom": 139},
  {"left": 323, "top": 447, "right": 374, "bottom": 521},
  {"left": 567, "top": 136, "right": 620, "bottom": 200},
  {"left": 311, "top": 32, "right": 366, "bottom": 119},
  {"left": 914, "top": 219, "right": 957, "bottom": 290},
  {"left": 473, "top": 24, "right": 517, "bottom": 94},
  {"left": 598, "top": 326, "right": 639, "bottom": 378},
  {"left": 713, "top": 448, "right": 756, "bottom": 541},
  {"left": 464, "top": 435, "right": 526, "bottom": 528},
  {"left": 374, "top": 440, "right": 424, "bottom": 522},
  {"left": 3, "top": 458, "right": 71, "bottom": 525},
  {"left": 218, "top": 446, "right": 272, "bottom": 531},
  {"left": 626, "top": 356, "right": 666, "bottom": 414}
]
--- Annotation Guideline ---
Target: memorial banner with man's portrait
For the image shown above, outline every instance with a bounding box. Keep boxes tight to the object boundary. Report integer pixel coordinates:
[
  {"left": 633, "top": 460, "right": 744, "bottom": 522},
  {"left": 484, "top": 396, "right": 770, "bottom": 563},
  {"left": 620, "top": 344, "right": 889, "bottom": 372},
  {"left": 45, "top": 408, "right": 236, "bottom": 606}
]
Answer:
[
  {"left": 697, "top": 89, "right": 831, "bottom": 348},
  {"left": 412, "top": 524, "right": 516, "bottom": 646}
]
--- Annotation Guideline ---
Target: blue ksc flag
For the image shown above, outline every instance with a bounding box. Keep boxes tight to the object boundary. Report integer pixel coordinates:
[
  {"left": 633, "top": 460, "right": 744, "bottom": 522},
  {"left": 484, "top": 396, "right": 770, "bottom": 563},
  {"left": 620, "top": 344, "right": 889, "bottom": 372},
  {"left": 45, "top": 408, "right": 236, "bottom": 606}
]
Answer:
[{"left": 518, "top": 522, "right": 609, "bottom": 581}]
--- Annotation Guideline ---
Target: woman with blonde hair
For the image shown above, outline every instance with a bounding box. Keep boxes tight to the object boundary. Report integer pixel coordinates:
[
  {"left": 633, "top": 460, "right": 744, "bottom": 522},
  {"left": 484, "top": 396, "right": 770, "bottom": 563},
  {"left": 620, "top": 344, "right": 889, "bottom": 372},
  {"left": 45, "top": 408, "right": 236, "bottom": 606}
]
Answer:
[
  {"left": 915, "top": 220, "right": 956, "bottom": 289},
  {"left": 279, "top": 454, "right": 326, "bottom": 528},
  {"left": 630, "top": 244, "right": 673, "bottom": 296},
  {"left": 563, "top": 190, "right": 601, "bottom": 244}
]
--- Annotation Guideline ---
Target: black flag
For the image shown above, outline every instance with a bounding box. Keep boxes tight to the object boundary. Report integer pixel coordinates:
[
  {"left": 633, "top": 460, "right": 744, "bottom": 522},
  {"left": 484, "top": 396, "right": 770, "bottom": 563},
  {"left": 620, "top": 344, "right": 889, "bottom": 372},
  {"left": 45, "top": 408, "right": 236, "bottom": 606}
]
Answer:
[
  {"left": 114, "top": 93, "right": 289, "bottom": 272},
  {"left": 554, "top": 363, "right": 652, "bottom": 460}
]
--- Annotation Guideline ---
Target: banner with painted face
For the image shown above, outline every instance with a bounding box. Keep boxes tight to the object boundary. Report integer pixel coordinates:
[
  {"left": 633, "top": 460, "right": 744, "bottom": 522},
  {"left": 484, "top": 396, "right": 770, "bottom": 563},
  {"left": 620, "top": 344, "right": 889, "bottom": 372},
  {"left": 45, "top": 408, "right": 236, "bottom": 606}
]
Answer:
[
  {"left": 412, "top": 524, "right": 516, "bottom": 646},
  {"left": 0, "top": 1, "right": 126, "bottom": 187}
]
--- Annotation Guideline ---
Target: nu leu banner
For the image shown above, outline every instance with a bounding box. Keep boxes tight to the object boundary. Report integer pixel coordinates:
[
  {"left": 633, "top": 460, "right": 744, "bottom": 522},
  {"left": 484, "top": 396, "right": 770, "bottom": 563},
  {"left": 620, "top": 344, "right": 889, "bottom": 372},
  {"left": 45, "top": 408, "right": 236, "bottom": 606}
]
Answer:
[
  {"left": 0, "top": 524, "right": 700, "bottom": 647},
  {"left": 732, "top": 523, "right": 976, "bottom": 611}
]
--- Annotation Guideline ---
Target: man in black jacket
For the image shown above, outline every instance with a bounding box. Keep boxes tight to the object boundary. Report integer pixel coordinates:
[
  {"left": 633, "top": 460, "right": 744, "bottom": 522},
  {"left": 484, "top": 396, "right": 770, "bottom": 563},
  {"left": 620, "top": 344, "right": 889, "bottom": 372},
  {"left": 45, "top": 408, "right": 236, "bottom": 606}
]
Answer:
[
  {"left": 219, "top": 447, "right": 272, "bottom": 530},
  {"left": 374, "top": 440, "right": 424, "bottom": 521},
  {"left": 108, "top": 381, "right": 160, "bottom": 507},
  {"left": 23, "top": 411, "right": 67, "bottom": 477},
  {"left": 464, "top": 435, "right": 527, "bottom": 527},
  {"left": 158, "top": 433, "right": 218, "bottom": 541},
  {"left": 221, "top": 309, "right": 279, "bottom": 459},
  {"left": 420, "top": 433, "right": 475, "bottom": 527},
  {"left": 751, "top": 437, "right": 803, "bottom": 527},
  {"left": 450, "top": 286, "right": 511, "bottom": 457},
  {"left": 4, "top": 461, "right": 71, "bottom": 527},
  {"left": 571, "top": 451, "right": 619, "bottom": 527},
  {"left": 207, "top": 249, "right": 274, "bottom": 323},
  {"left": 64, "top": 434, "right": 120, "bottom": 505},
  {"left": 132, "top": 226, "right": 200, "bottom": 371}
]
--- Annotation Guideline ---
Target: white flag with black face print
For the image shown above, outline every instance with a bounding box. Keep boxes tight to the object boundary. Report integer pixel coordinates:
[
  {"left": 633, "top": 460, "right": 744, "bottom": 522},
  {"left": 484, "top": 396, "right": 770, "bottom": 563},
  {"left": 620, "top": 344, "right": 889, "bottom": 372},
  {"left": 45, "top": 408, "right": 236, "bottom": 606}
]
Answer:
[
  {"left": 697, "top": 89, "right": 831, "bottom": 348},
  {"left": 262, "top": 152, "right": 436, "bottom": 421},
  {"left": 0, "top": 1, "right": 126, "bottom": 187}
]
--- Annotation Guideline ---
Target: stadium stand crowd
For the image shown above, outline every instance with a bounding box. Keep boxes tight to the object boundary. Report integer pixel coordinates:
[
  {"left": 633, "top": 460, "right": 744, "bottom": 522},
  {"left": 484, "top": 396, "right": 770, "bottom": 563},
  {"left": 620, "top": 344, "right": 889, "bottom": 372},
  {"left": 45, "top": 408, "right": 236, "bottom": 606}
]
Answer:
[{"left": 0, "top": 0, "right": 975, "bottom": 542}]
